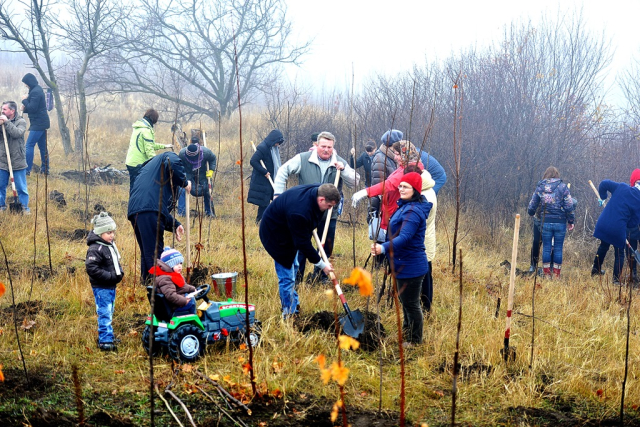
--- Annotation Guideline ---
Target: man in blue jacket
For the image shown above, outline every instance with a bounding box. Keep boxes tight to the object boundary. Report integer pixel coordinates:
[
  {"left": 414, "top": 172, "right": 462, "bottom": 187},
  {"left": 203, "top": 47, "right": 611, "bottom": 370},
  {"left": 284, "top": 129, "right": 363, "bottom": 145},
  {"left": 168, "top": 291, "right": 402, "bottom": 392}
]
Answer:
[
  {"left": 21, "top": 73, "right": 50, "bottom": 175},
  {"left": 259, "top": 183, "right": 339, "bottom": 317},
  {"left": 419, "top": 151, "right": 446, "bottom": 194},
  {"left": 128, "top": 152, "right": 190, "bottom": 283}
]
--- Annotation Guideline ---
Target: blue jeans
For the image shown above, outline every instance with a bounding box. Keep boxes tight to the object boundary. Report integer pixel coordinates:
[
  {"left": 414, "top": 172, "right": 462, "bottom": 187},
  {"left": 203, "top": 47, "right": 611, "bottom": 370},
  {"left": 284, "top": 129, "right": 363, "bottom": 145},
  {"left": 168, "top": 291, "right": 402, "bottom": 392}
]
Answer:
[
  {"left": 93, "top": 288, "right": 116, "bottom": 344},
  {"left": 0, "top": 169, "right": 28, "bottom": 208},
  {"left": 177, "top": 187, "right": 212, "bottom": 216},
  {"left": 173, "top": 298, "right": 196, "bottom": 315},
  {"left": 274, "top": 255, "right": 300, "bottom": 316},
  {"left": 541, "top": 222, "right": 566, "bottom": 266},
  {"left": 25, "top": 130, "right": 48, "bottom": 175}
]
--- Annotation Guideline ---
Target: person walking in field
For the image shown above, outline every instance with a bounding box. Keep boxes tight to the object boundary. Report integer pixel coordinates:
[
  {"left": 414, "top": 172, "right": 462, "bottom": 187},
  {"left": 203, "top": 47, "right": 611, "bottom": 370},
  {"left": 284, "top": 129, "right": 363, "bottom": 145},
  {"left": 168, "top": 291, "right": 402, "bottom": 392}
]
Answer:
[
  {"left": 85, "top": 212, "right": 124, "bottom": 351},
  {"left": 128, "top": 152, "right": 190, "bottom": 284},
  {"left": 527, "top": 166, "right": 575, "bottom": 279},
  {"left": 273, "top": 131, "right": 358, "bottom": 283},
  {"left": 371, "top": 172, "right": 431, "bottom": 346},
  {"left": 259, "top": 183, "right": 338, "bottom": 317},
  {"left": 21, "top": 73, "right": 50, "bottom": 176},
  {"left": 177, "top": 138, "right": 217, "bottom": 218},
  {"left": 248, "top": 129, "right": 284, "bottom": 223},
  {"left": 125, "top": 108, "right": 172, "bottom": 192},
  {"left": 0, "top": 101, "right": 29, "bottom": 213},
  {"left": 590, "top": 169, "right": 640, "bottom": 285}
]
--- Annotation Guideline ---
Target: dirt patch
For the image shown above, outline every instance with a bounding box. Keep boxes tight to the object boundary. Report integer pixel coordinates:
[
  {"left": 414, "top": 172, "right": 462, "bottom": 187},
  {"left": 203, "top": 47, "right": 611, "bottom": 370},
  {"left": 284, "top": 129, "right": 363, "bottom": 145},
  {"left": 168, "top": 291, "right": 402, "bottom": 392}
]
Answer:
[
  {"left": 49, "top": 190, "right": 67, "bottom": 208},
  {"left": 506, "top": 405, "right": 640, "bottom": 426},
  {"left": 86, "top": 410, "right": 135, "bottom": 426},
  {"left": 60, "top": 166, "right": 127, "bottom": 186},
  {"left": 54, "top": 228, "right": 88, "bottom": 241},
  {"left": 294, "top": 310, "right": 386, "bottom": 351},
  {"left": 1, "top": 300, "right": 45, "bottom": 323},
  {"left": 437, "top": 360, "right": 494, "bottom": 380}
]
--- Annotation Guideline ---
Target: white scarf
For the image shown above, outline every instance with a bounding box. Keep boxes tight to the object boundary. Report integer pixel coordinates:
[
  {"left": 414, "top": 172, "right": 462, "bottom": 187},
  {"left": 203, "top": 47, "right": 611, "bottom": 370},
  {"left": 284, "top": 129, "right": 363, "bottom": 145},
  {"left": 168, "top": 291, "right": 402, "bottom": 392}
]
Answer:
[{"left": 98, "top": 241, "right": 121, "bottom": 276}]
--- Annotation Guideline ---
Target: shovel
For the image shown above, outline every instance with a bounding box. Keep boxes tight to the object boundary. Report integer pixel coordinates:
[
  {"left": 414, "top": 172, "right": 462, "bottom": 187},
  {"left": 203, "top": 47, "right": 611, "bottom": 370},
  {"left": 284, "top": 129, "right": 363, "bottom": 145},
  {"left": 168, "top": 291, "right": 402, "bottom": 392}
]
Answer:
[
  {"left": 312, "top": 230, "right": 365, "bottom": 339},
  {"left": 1, "top": 124, "right": 23, "bottom": 214}
]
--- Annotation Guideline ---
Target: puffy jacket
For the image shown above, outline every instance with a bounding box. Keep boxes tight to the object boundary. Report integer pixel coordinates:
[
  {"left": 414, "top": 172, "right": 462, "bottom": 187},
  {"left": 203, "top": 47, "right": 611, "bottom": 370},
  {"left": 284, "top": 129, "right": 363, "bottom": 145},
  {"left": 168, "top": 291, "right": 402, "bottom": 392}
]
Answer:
[
  {"left": 527, "top": 178, "right": 575, "bottom": 225},
  {"left": 153, "top": 260, "right": 196, "bottom": 308},
  {"left": 349, "top": 151, "right": 373, "bottom": 187},
  {"left": 248, "top": 130, "right": 284, "bottom": 207},
  {"left": 594, "top": 180, "right": 640, "bottom": 248},
  {"left": 127, "top": 152, "right": 188, "bottom": 232},
  {"left": 0, "top": 115, "right": 27, "bottom": 171},
  {"left": 370, "top": 144, "right": 398, "bottom": 186},
  {"left": 421, "top": 171, "right": 437, "bottom": 262},
  {"left": 383, "top": 197, "right": 432, "bottom": 279},
  {"left": 21, "top": 73, "right": 50, "bottom": 131},
  {"left": 125, "top": 118, "right": 166, "bottom": 167},
  {"left": 85, "top": 231, "right": 124, "bottom": 289},
  {"left": 419, "top": 152, "right": 447, "bottom": 194}
]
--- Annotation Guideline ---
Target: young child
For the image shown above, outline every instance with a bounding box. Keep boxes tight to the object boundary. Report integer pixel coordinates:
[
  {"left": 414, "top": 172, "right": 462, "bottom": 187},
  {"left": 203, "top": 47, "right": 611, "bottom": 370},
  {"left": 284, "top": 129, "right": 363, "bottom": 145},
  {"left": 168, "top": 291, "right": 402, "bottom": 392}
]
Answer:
[
  {"left": 85, "top": 212, "right": 124, "bottom": 351},
  {"left": 149, "top": 247, "right": 197, "bottom": 314}
]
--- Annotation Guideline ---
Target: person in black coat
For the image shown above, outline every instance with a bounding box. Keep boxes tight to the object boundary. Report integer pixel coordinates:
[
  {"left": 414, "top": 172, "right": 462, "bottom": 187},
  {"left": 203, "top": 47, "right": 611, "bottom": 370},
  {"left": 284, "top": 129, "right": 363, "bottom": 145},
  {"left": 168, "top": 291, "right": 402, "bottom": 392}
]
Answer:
[
  {"left": 259, "top": 183, "right": 338, "bottom": 316},
  {"left": 128, "top": 152, "right": 191, "bottom": 283},
  {"left": 248, "top": 129, "right": 284, "bottom": 223},
  {"left": 348, "top": 140, "right": 376, "bottom": 187},
  {"left": 177, "top": 138, "right": 217, "bottom": 217},
  {"left": 21, "top": 73, "right": 50, "bottom": 175}
]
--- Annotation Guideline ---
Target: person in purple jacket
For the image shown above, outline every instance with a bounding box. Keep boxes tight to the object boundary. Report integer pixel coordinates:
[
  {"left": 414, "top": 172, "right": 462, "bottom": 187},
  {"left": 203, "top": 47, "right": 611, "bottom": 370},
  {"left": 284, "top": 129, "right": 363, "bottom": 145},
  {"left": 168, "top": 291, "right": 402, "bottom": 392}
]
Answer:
[
  {"left": 591, "top": 169, "right": 640, "bottom": 284},
  {"left": 527, "top": 167, "right": 575, "bottom": 279}
]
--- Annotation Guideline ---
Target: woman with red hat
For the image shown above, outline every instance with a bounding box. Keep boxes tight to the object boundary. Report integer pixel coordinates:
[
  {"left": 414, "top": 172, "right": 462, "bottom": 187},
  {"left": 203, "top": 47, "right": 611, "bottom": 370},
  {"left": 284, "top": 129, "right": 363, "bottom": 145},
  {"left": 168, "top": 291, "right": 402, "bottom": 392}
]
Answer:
[{"left": 371, "top": 172, "right": 432, "bottom": 346}]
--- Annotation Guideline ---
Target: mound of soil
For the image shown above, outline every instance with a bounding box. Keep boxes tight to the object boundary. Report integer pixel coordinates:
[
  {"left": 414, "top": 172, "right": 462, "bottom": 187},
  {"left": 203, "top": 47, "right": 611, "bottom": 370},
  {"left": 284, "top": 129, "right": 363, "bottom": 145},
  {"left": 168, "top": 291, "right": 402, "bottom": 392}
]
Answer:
[
  {"left": 54, "top": 228, "right": 88, "bottom": 241},
  {"left": 1, "top": 300, "right": 45, "bottom": 323},
  {"left": 506, "top": 405, "right": 640, "bottom": 426},
  {"left": 49, "top": 190, "right": 67, "bottom": 208},
  {"left": 60, "top": 166, "right": 127, "bottom": 186},
  {"left": 294, "top": 310, "right": 386, "bottom": 351}
]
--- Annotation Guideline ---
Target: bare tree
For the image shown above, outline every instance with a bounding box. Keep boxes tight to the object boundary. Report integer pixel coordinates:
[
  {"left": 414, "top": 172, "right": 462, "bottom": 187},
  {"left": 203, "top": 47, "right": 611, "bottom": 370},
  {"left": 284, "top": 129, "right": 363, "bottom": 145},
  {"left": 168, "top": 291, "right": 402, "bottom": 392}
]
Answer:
[
  {"left": 0, "top": 0, "right": 73, "bottom": 154},
  {"left": 94, "top": 0, "right": 310, "bottom": 119}
]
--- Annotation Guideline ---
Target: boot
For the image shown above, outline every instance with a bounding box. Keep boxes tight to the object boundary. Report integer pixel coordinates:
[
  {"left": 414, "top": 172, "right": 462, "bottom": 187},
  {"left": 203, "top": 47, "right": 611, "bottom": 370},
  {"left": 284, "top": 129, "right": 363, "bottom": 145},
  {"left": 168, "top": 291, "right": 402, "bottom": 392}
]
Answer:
[
  {"left": 553, "top": 266, "right": 561, "bottom": 279},
  {"left": 542, "top": 263, "right": 551, "bottom": 279},
  {"left": 528, "top": 265, "right": 536, "bottom": 275}
]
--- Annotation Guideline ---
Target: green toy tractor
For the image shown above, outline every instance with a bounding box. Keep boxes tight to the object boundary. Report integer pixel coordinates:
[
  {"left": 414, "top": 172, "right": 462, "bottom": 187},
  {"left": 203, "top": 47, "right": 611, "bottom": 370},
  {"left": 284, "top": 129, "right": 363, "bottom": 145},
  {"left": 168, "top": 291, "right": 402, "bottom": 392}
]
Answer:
[{"left": 142, "top": 284, "right": 260, "bottom": 362}]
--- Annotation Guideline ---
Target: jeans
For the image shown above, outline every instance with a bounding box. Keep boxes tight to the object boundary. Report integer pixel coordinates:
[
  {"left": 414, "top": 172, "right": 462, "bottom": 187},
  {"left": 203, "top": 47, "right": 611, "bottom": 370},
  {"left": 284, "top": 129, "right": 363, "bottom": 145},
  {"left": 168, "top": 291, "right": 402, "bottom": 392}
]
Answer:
[
  {"left": 421, "top": 262, "right": 433, "bottom": 312},
  {"left": 93, "top": 287, "right": 116, "bottom": 344},
  {"left": 0, "top": 169, "right": 28, "bottom": 208},
  {"left": 173, "top": 298, "right": 196, "bottom": 315},
  {"left": 297, "top": 218, "right": 336, "bottom": 280},
  {"left": 397, "top": 275, "right": 425, "bottom": 344},
  {"left": 25, "top": 130, "right": 48, "bottom": 175},
  {"left": 177, "top": 187, "right": 212, "bottom": 216},
  {"left": 274, "top": 255, "right": 300, "bottom": 316},
  {"left": 531, "top": 218, "right": 554, "bottom": 269},
  {"left": 593, "top": 240, "right": 625, "bottom": 282},
  {"left": 541, "top": 222, "right": 566, "bottom": 267}
]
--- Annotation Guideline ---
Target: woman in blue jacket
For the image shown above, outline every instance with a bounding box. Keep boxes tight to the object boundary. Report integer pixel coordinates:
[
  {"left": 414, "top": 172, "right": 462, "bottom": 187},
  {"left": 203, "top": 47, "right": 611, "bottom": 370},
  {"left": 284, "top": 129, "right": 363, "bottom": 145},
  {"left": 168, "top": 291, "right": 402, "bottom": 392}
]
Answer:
[
  {"left": 371, "top": 172, "right": 431, "bottom": 345},
  {"left": 527, "top": 167, "right": 575, "bottom": 279}
]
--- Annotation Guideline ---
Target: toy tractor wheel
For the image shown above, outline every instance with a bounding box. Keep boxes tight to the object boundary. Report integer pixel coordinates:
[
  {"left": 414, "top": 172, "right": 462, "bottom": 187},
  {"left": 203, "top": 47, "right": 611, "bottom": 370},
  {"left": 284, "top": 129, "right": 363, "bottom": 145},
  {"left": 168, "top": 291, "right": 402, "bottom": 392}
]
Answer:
[
  {"left": 168, "top": 324, "right": 205, "bottom": 362},
  {"left": 142, "top": 325, "right": 161, "bottom": 356},
  {"left": 246, "top": 330, "right": 260, "bottom": 348}
]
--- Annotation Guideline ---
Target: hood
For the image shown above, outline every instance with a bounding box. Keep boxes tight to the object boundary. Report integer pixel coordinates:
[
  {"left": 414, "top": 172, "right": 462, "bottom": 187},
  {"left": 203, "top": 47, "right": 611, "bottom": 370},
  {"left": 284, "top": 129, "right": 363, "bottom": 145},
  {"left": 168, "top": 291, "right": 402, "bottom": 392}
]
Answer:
[
  {"left": 132, "top": 118, "right": 152, "bottom": 130},
  {"left": 264, "top": 129, "right": 284, "bottom": 148},
  {"left": 421, "top": 170, "right": 435, "bottom": 191},
  {"left": 86, "top": 230, "right": 111, "bottom": 246},
  {"left": 22, "top": 73, "right": 38, "bottom": 89},
  {"left": 156, "top": 259, "right": 174, "bottom": 273}
]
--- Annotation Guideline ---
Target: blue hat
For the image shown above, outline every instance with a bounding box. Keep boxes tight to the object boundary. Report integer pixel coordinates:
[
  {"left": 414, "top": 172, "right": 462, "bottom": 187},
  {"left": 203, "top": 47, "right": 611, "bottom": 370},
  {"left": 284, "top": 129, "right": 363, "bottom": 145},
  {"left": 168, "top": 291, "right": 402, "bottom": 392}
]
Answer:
[
  {"left": 381, "top": 129, "right": 403, "bottom": 147},
  {"left": 160, "top": 246, "right": 184, "bottom": 268}
]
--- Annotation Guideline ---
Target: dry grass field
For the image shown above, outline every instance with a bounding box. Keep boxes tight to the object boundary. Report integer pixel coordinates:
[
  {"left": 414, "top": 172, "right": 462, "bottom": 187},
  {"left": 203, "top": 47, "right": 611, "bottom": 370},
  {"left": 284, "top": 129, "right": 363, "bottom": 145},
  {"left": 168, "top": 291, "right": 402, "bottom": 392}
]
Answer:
[{"left": 1, "top": 113, "right": 640, "bottom": 426}]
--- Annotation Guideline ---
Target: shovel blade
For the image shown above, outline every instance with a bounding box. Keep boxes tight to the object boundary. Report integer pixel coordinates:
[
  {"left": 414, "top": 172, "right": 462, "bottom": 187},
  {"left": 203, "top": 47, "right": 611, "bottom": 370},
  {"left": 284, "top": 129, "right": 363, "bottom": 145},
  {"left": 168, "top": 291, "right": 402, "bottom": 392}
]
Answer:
[
  {"left": 9, "top": 199, "right": 23, "bottom": 214},
  {"left": 339, "top": 309, "right": 365, "bottom": 339},
  {"left": 500, "top": 345, "right": 516, "bottom": 362}
]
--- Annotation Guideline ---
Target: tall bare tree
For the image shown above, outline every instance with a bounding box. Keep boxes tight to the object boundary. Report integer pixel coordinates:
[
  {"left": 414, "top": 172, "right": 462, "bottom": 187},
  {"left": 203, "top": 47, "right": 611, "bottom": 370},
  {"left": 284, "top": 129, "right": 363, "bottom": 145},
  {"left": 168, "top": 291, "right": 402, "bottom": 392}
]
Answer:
[{"left": 0, "top": 0, "right": 73, "bottom": 154}]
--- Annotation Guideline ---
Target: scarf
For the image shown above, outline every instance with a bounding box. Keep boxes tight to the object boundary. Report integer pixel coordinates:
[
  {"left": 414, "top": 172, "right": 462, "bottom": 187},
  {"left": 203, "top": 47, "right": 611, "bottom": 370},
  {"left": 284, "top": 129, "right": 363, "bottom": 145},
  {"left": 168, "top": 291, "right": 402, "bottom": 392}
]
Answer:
[
  {"left": 148, "top": 266, "right": 186, "bottom": 287},
  {"left": 97, "top": 241, "right": 121, "bottom": 276},
  {"left": 186, "top": 145, "right": 204, "bottom": 170},
  {"left": 271, "top": 145, "right": 282, "bottom": 177}
]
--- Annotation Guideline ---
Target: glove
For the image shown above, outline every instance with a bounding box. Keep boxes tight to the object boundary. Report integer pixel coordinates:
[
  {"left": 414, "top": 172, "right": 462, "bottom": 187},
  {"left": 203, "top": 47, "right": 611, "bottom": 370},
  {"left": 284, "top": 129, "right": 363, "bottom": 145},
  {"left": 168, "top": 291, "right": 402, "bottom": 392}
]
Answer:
[
  {"left": 206, "top": 170, "right": 213, "bottom": 178},
  {"left": 598, "top": 199, "right": 605, "bottom": 207},
  {"left": 351, "top": 189, "right": 368, "bottom": 207},
  {"left": 164, "top": 144, "right": 173, "bottom": 149}
]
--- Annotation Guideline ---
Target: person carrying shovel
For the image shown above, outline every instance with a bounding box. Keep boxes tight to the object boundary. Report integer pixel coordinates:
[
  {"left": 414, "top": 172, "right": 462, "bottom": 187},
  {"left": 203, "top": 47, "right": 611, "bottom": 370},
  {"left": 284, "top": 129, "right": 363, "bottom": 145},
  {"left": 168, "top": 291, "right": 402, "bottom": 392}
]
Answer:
[
  {"left": 0, "top": 101, "right": 29, "bottom": 213},
  {"left": 259, "top": 183, "right": 339, "bottom": 317}
]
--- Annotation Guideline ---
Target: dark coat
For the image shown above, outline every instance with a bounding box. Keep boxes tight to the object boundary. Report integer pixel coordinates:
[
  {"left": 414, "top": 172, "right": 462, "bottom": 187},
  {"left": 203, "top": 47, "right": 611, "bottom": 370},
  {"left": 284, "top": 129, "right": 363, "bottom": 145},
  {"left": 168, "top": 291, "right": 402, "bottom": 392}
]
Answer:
[
  {"left": 419, "top": 152, "right": 447, "bottom": 194},
  {"left": 154, "top": 260, "right": 196, "bottom": 308},
  {"left": 178, "top": 146, "right": 216, "bottom": 196},
  {"left": 127, "top": 152, "right": 188, "bottom": 232},
  {"left": 594, "top": 180, "right": 640, "bottom": 248},
  {"left": 527, "top": 178, "right": 575, "bottom": 225},
  {"left": 248, "top": 130, "right": 284, "bottom": 207},
  {"left": 85, "top": 231, "right": 124, "bottom": 289},
  {"left": 21, "top": 73, "right": 50, "bottom": 131},
  {"left": 371, "top": 144, "right": 398, "bottom": 186},
  {"left": 349, "top": 151, "right": 373, "bottom": 187},
  {"left": 259, "top": 184, "right": 324, "bottom": 269},
  {"left": 382, "top": 197, "right": 432, "bottom": 279}
]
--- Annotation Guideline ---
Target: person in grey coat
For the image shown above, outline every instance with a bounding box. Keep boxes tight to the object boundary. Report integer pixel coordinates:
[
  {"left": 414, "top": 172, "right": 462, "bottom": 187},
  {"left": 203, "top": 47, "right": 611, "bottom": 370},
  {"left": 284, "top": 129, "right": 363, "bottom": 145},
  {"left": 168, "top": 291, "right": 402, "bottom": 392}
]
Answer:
[{"left": 0, "top": 101, "right": 29, "bottom": 212}]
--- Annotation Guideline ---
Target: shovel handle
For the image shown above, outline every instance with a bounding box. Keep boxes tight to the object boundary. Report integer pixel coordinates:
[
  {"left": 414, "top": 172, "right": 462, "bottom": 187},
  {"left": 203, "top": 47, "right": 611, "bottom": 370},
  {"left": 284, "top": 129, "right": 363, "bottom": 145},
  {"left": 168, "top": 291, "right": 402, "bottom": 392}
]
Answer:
[
  {"left": 588, "top": 180, "right": 606, "bottom": 206},
  {"left": 252, "top": 142, "right": 275, "bottom": 190}
]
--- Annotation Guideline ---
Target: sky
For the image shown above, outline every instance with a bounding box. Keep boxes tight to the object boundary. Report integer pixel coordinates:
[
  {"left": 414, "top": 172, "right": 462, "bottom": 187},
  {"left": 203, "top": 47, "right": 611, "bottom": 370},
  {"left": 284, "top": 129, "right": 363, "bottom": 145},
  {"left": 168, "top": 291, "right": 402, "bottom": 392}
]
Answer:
[{"left": 284, "top": 0, "right": 640, "bottom": 106}]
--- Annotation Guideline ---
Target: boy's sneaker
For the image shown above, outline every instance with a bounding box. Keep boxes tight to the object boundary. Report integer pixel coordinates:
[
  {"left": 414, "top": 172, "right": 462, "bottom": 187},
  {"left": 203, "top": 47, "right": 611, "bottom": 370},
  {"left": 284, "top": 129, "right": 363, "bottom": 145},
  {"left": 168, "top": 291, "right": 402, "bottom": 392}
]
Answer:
[{"left": 98, "top": 342, "right": 117, "bottom": 351}]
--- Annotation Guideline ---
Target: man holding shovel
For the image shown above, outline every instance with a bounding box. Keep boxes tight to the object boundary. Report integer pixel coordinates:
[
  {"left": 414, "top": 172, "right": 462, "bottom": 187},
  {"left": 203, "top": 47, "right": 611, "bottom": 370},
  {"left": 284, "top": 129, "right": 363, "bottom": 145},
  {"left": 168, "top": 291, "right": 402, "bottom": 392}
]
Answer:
[
  {"left": 260, "top": 183, "right": 340, "bottom": 317},
  {"left": 273, "top": 131, "right": 359, "bottom": 283},
  {"left": 0, "top": 101, "right": 29, "bottom": 213}
]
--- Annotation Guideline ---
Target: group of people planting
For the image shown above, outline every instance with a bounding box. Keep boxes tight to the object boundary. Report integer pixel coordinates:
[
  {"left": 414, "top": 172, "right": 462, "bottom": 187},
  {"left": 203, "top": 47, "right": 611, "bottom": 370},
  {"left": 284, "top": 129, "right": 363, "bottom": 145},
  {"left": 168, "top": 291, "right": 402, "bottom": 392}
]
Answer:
[{"left": 0, "top": 73, "right": 52, "bottom": 215}]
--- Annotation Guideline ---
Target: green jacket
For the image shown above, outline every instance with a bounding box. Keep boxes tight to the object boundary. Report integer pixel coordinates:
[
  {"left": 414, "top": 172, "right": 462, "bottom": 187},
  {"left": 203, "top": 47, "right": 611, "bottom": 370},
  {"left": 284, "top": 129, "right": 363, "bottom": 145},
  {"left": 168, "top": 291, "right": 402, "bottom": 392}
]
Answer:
[{"left": 125, "top": 118, "right": 165, "bottom": 167}]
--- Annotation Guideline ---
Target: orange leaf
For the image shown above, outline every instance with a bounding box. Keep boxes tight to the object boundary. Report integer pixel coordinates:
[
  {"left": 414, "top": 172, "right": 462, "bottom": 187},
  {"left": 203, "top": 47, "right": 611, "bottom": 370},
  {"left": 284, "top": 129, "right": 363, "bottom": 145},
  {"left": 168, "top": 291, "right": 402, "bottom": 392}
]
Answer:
[
  {"left": 0, "top": 364, "right": 4, "bottom": 382},
  {"left": 271, "top": 388, "right": 283, "bottom": 398},
  {"left": 242, "top": 363, "right": 252, "bottom": 375},
  {"left": 238, "top": 356, "right": 245, "bottom": 363},
  {"left": 114, "top": 370, "right": 125, "bottom": 374},
  {"left": 330, "top": 361, "right": 349, "bottom": 386},
  {"left": 343, "top": 267, "right": 373, "bottom": 296},
  {"left": 239, "top": 343, "right": 247, "bottom": 351},
  {"left": 0, "top": 282, "right": 5, "bottom": 298},
  {"left": 236, "top": 160, "right": 241, "bottom": 165},
  {"left": 338, "top": 335, "right": 360, "bottom": 351},
  {"left": 596, "top": 389, "right": 604, "bottom": 398},
  {"left": 272, "top": 361, "right": 283, "bottom": 373},
  {"left": 320, "top": 368, "right": 331, "bottom": 384},
  {"left": 314, "top": 354, "right": 326, "bottom": 369}
]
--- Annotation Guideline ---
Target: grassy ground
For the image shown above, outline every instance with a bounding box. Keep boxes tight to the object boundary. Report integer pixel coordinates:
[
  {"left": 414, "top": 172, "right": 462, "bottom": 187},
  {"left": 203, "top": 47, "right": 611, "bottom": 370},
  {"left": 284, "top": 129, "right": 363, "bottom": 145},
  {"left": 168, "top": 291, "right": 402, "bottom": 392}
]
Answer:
[{"left": 1, "top": 118, "right": 640, "bottom": 426}]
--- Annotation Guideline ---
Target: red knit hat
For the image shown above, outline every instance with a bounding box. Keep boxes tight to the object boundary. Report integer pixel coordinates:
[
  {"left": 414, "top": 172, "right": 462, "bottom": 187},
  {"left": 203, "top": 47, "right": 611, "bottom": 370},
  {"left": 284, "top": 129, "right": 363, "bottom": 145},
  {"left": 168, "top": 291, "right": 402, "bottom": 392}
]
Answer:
[
  {"left": 630, "top": 169, "right": 640, "bottom": 186},
  {"left": 401, "top": 172, "right": 423, "bottom": 193}
]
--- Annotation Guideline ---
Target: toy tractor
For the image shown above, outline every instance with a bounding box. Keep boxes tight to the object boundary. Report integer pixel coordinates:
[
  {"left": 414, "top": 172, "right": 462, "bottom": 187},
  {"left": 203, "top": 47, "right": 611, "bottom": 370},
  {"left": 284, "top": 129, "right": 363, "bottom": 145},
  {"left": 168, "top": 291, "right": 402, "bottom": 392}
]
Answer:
[{"left": 142, "top": 284, "right": 260, "bottom": 362}]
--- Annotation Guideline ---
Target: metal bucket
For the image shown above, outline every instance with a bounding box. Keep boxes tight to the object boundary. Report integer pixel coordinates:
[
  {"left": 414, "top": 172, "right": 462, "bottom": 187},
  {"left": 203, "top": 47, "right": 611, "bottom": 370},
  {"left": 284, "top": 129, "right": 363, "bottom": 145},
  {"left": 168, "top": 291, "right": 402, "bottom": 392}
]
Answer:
[{"left": 211, "top": 272, "right": 237, "bottom": 299}]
